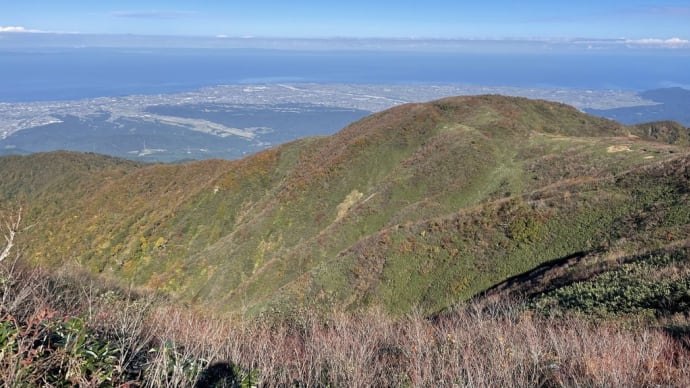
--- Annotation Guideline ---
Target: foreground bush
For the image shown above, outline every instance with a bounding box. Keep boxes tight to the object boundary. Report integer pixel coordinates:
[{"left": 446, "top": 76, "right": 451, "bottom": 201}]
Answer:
[{"left": 1, "top": 260, "right": 689, "bottom": 387}]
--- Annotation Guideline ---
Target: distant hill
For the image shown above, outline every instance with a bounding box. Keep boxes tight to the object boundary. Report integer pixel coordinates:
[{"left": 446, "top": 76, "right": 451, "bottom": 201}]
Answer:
[
  {"left": 2, "top": 95, "right": 689, "bottom": 316},
  {"left": 586, "top": 87, "right": 690, "bottom": 127}
]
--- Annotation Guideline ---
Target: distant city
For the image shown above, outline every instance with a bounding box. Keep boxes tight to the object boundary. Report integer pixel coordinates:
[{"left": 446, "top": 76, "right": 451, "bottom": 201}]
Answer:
[{"left": 0, "top": 83, "right": 686, "bottom": 162}]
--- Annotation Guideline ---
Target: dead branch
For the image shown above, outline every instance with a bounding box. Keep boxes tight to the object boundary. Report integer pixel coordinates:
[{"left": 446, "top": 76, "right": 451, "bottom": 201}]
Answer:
[{"left": 0, "top": 208, "right": 21, "bottom": 263}]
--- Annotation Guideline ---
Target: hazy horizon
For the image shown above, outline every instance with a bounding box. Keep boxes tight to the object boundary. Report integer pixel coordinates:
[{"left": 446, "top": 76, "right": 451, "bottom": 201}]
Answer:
[
  {"left": 2, "top": 1, "right": 689, "bottom": 42},
  {"left": 2, "top": 33, "right": 690, "bottom": 55},
  {"left": 2, "top": 2, "right": 689, "bottom": 102}
]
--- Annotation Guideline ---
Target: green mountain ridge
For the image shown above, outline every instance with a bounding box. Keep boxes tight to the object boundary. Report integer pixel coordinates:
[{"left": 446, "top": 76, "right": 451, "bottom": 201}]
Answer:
[{"left": 2, "top": 95, "right": 689, "bottom": 316}]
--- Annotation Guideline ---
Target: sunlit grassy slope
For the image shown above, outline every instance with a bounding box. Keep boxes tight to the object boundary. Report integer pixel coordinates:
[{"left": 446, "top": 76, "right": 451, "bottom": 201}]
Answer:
[{"left": 2, "top": 95, "right": 689, "bottom": 315}]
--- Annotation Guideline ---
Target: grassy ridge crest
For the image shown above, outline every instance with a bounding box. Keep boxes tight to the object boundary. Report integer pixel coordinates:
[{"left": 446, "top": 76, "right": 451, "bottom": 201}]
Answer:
[{"left": 1, "top": 95, "right": 689, "bottom": 315}]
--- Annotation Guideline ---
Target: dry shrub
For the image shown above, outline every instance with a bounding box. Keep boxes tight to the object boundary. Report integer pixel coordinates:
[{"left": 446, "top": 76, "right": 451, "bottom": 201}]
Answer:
[
  {"left": 2, "top": 260, "right": 689, "bottom": 386},
  {"left": 142, "top": 301, "right": 690, "bottom": 387}
]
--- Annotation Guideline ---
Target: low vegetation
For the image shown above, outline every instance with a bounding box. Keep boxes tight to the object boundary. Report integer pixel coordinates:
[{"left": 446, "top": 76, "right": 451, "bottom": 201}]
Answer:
[
  {"left": 1, "top": 257, "right": 689, "bottom": 386},
  {"left": 531, "top": 250, "right": 690, "bottom": 319},
  {"left": 1, "top": 95, "right": 690, "bottom": 384},
  {"left": 2, "top": 95, "right": 689, "bottom": 317}
]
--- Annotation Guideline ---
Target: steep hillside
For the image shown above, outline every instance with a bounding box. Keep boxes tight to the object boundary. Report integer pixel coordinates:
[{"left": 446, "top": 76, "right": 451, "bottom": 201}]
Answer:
[{"left": 2, "top": 95, "right": 689, "bottom": 315}]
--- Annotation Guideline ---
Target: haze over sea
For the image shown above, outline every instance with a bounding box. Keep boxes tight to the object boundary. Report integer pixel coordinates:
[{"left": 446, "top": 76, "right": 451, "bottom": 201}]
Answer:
[{"left": 2, "top": 47, "right": 690, "bottom": 103}]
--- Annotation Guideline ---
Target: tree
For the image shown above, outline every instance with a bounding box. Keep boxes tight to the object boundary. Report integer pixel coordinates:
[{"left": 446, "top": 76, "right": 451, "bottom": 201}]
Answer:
[{"left": 0, "top": 208, "right": 21, "bottom": 263}]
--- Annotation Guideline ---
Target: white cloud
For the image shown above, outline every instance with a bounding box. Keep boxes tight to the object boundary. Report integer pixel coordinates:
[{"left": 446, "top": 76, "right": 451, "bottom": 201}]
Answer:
[
  {"left": 624, "top": 37, "right": 690, "bottom": 48},
  {"left": 0, "top": 26, "right": 26, "bottom": 32},
  {"left": 0, "top": 26, "right": 44, "bottom": 33}
]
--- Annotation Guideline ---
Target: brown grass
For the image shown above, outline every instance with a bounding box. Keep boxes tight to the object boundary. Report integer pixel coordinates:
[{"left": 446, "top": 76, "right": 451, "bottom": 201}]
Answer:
[
  {"left": 136, "top": 303, "right": 690, "bottom": 387},
  {"left": 1, "top": 259, "right": 689, "bottom": 387}
]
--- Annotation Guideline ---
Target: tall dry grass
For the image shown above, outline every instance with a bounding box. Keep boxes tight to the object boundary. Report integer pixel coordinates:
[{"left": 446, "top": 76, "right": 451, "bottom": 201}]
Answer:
[
  {"left": 141, "top": 301, "right": 690, "bottom": 387},
  {"left": 1, "top": 258, "right": 689, "bottom": 386}
]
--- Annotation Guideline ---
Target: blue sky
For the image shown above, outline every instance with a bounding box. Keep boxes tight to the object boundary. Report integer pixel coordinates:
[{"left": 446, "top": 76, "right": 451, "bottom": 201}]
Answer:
[{"left": 1, "top": 0, "right": 689, "bottom": 40}]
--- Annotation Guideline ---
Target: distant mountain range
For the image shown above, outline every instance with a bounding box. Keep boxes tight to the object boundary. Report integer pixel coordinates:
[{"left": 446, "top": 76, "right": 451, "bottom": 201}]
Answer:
[
  {"left": 586, "top": 87, "right": 690, "bottom": 126},
  {"left": 2, "top": 95, "right": 689, "bottom": 316}
]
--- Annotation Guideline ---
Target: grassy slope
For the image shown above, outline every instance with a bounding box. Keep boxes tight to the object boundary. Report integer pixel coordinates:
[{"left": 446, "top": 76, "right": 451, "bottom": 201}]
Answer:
[{"left": 2, "top": 95, "right": 689, "bottom": 316}]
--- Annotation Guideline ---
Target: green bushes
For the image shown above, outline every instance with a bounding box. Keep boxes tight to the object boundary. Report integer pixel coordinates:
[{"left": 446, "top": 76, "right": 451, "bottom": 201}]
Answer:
[
  {"left": 0, "top": 311, "right": 119, "bottom": 386},
  {"left": 507, "top": 212, "right": 543, "bottom": 245},
  {"left": 531, "top": 252, "right": 690, "bottom": 318}
]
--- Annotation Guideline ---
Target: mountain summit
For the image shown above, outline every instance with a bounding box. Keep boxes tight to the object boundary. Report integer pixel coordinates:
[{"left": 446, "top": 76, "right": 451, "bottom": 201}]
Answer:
[{"left": 2, "top": 95, "right": 689, "bottom": 315}]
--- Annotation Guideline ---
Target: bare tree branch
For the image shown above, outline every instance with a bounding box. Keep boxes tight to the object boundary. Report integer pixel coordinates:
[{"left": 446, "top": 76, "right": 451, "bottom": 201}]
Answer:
[{"left": 0, "top": 208, "right": 21, "bottom": 263}]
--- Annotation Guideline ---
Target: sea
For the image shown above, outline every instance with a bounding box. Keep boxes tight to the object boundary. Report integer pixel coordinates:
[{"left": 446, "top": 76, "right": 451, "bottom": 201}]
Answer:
[{"left": 1, "top": 48, "right": 690, "bottom": 103}]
